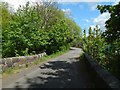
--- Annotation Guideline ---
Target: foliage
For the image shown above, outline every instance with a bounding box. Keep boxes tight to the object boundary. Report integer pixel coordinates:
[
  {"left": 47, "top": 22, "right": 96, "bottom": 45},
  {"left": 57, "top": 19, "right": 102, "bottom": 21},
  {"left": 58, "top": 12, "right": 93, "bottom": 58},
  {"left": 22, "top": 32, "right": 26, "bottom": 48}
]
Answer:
[
  {"left": 81, "top": 2, "right": 120, "bottom": 79},
  {"left": 97, "top": 2, "right": 120, "bottom": 79},
  {"left": 82, "top": 25, "right": 106, "bottom": 61},
  {"left": 0, "top": 3, "right": 2, "bottom": 56},
  {"left": 82, "top": 25, "right": 120, "bottom": 79},
  {"left": 65, "top": 18, "right": 82, "bottom": 47},
  {"left": 97, "top": 2, "right": 120, "bottom": 43},
  {"left": 2, "top": 1, "right": 82, "bottom": 58}
]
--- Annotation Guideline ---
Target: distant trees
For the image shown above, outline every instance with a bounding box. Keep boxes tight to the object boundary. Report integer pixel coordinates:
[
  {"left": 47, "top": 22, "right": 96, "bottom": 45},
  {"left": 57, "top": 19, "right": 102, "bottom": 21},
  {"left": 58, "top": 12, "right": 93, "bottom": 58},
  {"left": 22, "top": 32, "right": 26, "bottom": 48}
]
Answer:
[
  {"left": 82, "top": 25, "right": 106, "bottom": 61},
  {"left": 65, "top": 18, "right": 82, "bottom": 47},
  {"left": 2, "top": 1, "right": 82, "bottom": 58}
]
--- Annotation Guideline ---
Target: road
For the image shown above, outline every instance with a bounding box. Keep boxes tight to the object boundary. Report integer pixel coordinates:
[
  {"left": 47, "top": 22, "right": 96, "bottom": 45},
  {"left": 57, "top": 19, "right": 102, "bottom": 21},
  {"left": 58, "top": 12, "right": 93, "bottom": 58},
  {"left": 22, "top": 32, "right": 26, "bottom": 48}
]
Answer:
[{"left": 2, "top": 48, "right": 95, "bottom": 88}]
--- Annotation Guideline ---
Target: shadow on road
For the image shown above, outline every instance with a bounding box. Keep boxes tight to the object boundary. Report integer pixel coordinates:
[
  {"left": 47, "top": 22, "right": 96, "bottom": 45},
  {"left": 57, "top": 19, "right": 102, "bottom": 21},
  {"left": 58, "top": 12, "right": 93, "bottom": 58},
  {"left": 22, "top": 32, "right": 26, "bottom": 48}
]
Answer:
[{"left": 14, "top": 56, "right": 95, "bottom": 89}]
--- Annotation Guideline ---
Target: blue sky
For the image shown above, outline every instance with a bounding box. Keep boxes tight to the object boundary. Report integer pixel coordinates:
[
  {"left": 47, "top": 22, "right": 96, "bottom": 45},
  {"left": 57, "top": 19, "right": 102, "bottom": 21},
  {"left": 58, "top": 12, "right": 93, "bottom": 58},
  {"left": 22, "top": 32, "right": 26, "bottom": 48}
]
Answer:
[{"left": 58, "top": 2, "right": 114, "bottom": 32}]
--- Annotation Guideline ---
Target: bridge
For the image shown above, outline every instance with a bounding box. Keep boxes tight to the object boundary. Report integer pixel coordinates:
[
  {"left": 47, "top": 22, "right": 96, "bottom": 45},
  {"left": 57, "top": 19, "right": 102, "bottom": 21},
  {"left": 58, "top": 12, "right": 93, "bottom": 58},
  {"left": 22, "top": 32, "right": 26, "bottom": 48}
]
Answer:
[{"left": 2, "top": 48, "right": 120, "bottom": 88}]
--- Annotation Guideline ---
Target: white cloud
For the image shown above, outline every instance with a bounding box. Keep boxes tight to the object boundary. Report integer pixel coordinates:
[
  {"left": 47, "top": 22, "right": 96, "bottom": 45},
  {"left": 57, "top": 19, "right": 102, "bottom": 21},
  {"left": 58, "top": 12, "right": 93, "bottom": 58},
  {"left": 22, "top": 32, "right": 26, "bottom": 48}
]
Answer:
[
  {"left": 62, "top": 8, "right": 71, "bottom": 16},
  {"left": 86, "top": 19, "right": 89, "bottom": 23},
  {"left": 113, "top": 0, "right": 120, "bottom": 5},
  {"left": 90, "top": 25, "right": 100, "bottom": 29},
  {"left": 59, "top": 2, "right": 77, "bottom": 5},
  {"left": 92, "top": 12, "right": 110, "bottom": 30},
  {"left": 86, "top": 32, "right": 89, "bottom": 37},
  {"left": 57, "top": 0, "right": 114, "bottom": 2},
  {"left": 91, "top": 4, "right": 97, "bottom": 11},
  {"left": 87, "top": 2, "right": 100, "bottom": 11},
  {"left": 82, "top": 19, "right": 90, "bottom": 23},
  {"left": 73, "top": 17, "right": 77, "bottom": 20},
  {"left": 3, "top": 0, "right": 26, "bottom": 9},
  {"left": 2, "top": 0, "right": 42, "bottom": 10},
  {"left": 2, "top": 0, "right": 119, "bottom": 11},
  {"left": 62, "top": 8, "right": 75, "bottom": 20}
]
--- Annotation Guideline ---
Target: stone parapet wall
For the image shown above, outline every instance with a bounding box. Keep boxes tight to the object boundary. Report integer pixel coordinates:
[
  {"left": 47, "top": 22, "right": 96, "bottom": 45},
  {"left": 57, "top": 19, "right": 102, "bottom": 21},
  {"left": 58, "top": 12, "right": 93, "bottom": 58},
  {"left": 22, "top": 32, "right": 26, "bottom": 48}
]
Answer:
[
  {"left": 0, "top": 52, "right": 46, "bottom": 72},
  {"left": 84, "top": 53, "right": 120, "bottom": 88}
]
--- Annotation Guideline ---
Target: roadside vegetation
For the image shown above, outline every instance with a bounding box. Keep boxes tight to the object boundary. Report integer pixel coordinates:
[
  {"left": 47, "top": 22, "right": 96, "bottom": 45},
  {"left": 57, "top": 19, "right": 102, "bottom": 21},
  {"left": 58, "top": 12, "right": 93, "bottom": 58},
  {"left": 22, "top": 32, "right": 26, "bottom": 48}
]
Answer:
[
  {"left": 1, "top": 1, "right": 81, "bottom": 76},
  {"left": 1, "top": 1, "right": 81, "bottom": 58},
  {"left": 81, "top": 2, "right": 120, "bottom": 79}
]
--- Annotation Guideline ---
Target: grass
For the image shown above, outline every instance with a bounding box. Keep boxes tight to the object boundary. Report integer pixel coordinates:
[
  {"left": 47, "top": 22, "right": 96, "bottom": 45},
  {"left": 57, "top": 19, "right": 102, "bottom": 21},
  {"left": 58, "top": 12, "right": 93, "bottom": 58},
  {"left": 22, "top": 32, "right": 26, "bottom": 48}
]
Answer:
[
  {"left": 3, "top": 49, "right": 69, "bottom": 77},
  {"left": 34, "top": 50, "right": 69, "bottom": 65}
]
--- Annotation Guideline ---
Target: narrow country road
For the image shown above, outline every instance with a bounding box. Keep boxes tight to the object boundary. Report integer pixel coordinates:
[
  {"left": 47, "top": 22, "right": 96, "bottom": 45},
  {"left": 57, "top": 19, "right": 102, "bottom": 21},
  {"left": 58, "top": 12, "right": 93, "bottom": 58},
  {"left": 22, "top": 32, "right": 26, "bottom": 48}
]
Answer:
[{"left": 3, "top": 48, "right": 95, "bottom": 88}]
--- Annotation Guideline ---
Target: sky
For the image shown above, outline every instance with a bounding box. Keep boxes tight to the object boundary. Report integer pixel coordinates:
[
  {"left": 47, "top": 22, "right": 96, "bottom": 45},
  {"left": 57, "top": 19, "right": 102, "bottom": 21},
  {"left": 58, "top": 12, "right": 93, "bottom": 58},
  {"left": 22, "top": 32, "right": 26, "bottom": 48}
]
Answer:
[
  {"left": 2, "top": 0, "right": 120, "bottom": 34},
  {"left": 59, "top": 2, "right": 110, "bottom": 30}
]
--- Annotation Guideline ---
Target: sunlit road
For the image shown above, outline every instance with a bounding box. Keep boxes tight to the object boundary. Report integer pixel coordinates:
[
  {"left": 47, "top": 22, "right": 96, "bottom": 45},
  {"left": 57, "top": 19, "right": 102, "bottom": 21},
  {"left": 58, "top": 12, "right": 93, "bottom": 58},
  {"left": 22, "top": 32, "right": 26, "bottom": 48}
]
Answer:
[{"left": 3, "top": 48, "right": 95, "bottom": 88}]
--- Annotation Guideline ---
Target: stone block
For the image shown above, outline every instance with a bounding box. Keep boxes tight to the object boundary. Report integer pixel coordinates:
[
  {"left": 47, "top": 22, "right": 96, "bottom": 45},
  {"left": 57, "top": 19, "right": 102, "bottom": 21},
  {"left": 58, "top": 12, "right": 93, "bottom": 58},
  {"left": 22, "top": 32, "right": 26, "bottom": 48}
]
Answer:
[
  {"left": 12, "top": 63, "right": 19, "bottom": 67},
  {"left": 1, "top": 59, "right": 6, "bottom": 65},
  {"left": 38, "top": 54, "right": 41, "bottom": 58},
  {"left": 26, "top": 56, "right": 34, "bottom": 62},
  {"left": 12, "top": 57, "right": 19, "bottom": 63},
  {"left": 33, "top": 55, "right": 38, "bottom": 61},
  {"left": 2, "top": 65, "right": 7, "bottom": 71},
  {"left": 6, "top": 58, "right": 13, "bottom": 67},
  {"left": 18, "top": 56, "right": 27, "bottom": 65}
]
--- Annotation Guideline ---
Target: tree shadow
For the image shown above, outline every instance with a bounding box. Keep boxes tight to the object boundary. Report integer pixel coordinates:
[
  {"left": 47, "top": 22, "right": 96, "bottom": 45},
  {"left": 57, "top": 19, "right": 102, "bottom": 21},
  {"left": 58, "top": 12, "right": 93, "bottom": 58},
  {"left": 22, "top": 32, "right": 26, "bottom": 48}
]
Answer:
[
  {"left": 28, "top": 61, "right": 78, "bottom": 88},
  {"left": 14, "top": 57, "right": 95, "bottom": 89}
]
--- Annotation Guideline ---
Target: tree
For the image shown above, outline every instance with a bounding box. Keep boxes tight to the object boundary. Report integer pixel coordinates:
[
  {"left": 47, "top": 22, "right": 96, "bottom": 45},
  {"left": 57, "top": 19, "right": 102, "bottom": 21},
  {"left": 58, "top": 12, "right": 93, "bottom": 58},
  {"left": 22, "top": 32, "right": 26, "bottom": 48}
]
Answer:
[
  {"left": 96, "top": 3, "right": 120, "bottom": 79},
  {"left": 65, "top": 18, "right": 82, "bottom": 47},
  {"left": 2, "top": 1, "right": 82, "bottom": 57},
  {"left": 1, "top": 2, "right": 11, "bottom": 29},
  {"left": 97, "top": 2, "right": 120, "bottom": 43},
  {"left": 82, "top": 25, "right": 106, "bottom": 61}
]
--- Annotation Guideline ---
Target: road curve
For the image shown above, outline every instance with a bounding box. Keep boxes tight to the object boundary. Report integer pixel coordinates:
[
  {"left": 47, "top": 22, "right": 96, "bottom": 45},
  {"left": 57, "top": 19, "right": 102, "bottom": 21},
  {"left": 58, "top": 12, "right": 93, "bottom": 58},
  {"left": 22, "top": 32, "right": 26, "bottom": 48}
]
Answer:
[{"left": 3, "top": 48, "right": 95, "bottom": 88}]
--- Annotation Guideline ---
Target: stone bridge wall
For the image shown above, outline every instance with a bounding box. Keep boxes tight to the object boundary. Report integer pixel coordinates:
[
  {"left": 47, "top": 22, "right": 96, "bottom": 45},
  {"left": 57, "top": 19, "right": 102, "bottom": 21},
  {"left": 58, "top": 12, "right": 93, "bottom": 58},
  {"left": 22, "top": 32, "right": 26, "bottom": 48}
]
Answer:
[
  {"left": 0, "top": 52, "right": 46, "bottom": 72},
  {"left": 84, "top": 53, "right": 120, "bottom": 88}
]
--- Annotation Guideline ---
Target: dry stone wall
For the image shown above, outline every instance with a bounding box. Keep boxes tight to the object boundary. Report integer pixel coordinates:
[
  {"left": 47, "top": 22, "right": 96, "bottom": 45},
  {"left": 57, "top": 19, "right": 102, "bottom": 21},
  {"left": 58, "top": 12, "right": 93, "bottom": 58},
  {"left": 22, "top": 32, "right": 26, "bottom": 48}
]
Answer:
[{"left": 0, "top": 52, "right": 46, "bottom": 72}]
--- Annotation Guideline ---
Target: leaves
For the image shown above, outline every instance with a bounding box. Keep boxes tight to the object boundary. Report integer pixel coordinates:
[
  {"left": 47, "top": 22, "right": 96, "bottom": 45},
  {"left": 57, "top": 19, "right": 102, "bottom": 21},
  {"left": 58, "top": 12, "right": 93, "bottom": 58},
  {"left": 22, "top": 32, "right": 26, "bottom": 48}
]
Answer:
[
  {"left": 97, "top": 2, "right": 120, "bottom": 43},
  {"left": 2, "top": 1, "right": 82, "bottom": 57}
]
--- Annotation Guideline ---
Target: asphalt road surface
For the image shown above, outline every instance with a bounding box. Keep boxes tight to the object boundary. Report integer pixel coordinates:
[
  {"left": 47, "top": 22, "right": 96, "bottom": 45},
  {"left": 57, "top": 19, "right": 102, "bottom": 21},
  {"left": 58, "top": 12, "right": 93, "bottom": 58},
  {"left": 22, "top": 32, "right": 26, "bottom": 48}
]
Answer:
[{"left": 2, "top": 48, "right": 95, "bottom": 88}]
